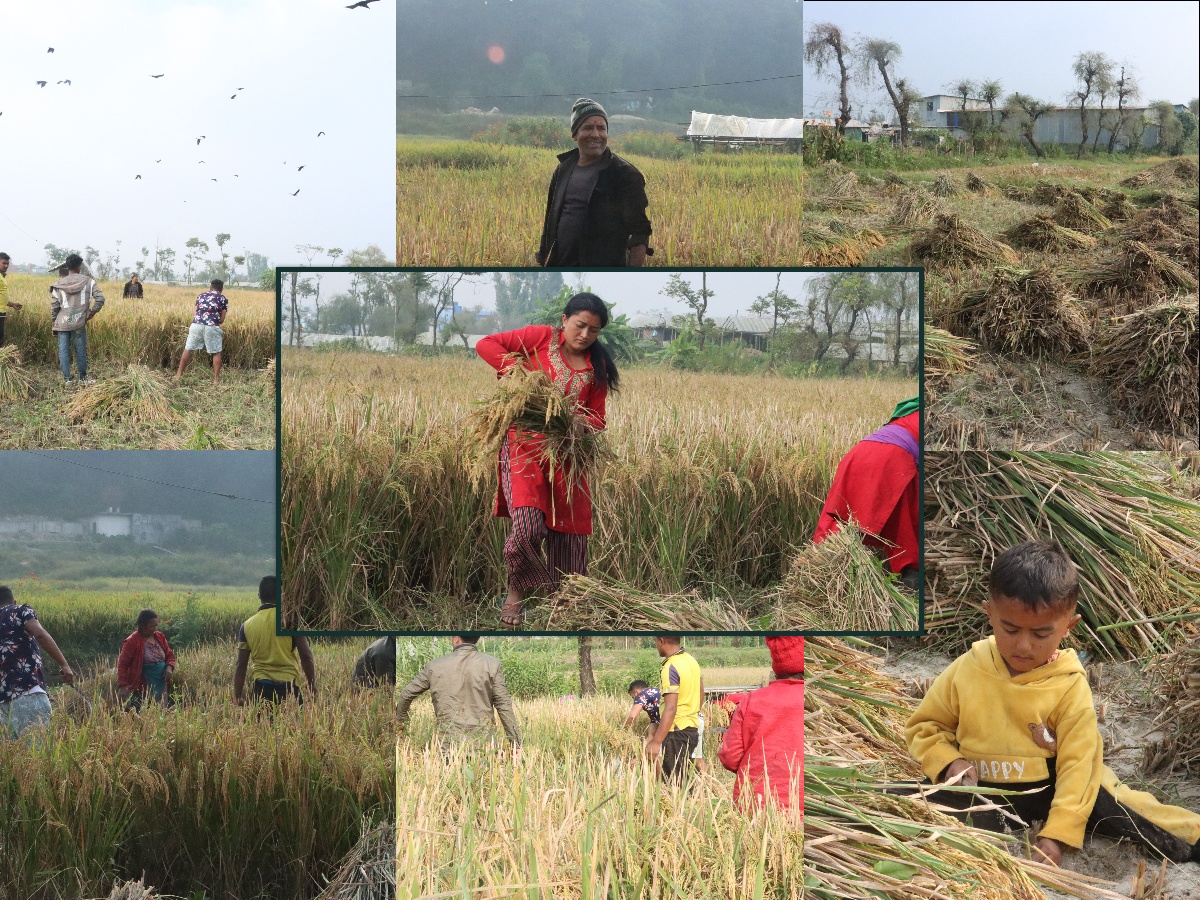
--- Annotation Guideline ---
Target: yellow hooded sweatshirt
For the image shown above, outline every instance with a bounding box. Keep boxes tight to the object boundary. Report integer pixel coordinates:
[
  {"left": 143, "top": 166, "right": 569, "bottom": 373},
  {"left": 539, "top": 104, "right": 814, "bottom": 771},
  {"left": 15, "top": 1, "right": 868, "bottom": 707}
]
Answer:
[{"left": 906, "top": 636, "right": 1200, "bottom": 849}]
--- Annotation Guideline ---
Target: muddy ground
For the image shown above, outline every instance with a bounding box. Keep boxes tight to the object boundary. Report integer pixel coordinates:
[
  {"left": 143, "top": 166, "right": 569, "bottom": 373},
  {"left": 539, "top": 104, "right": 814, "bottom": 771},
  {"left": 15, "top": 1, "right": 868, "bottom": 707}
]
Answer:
[{"left": 872, "top": 640, "right": 1200, "bottom": 899}]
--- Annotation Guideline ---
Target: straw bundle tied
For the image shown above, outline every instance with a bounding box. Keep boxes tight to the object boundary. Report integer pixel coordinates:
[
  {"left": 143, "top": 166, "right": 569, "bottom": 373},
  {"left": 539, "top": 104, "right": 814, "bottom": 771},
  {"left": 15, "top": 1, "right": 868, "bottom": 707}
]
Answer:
[
  {"left": 888, "top": 188, "right": 941, "bottom": 228},
  {"left": 1098, "top": 191, "right": 1138, "bottom": 222},
  {"left": 314, "top": 819, "right": 395, "bottom": 900},
  {"left": 545, "top": 574, "right": 752, "bottom": 631},
  {"left": 0, "top": 344, "right": 32, "bottom": 400},
  {"left": 949, "top": 267, "right": 1090, "bottom": 358},
  {"left": 65, "top": 364, "right": 177, "bottom": 424},
  {"left": 1003, "top": 184, "right": 1034, "bottom": 203},
  {"left": 1051, "top": 194, "right": 1113, "bottom": 232},
  {"left": 803, "top": 638, "right": 1132, "bottom": 900},
  {"left": 1121, "top": 158, "right": 1200, "bottom": 189},
  {"left": 1066, "top": 240, "right": 1198, "bottom": 304},
  {"left": 465, "top": 361, "right": 609, "bottom": 505},
  {"left": 931, "top": 171, "right": 958, "bottom": 197},
  {"left": 965, "top": 172, "right": 992, "bottom": 194},
  {"left": 1004, "top": 214, "right": 1098, "bottom": 252},
  {"left": 1149, "top": 633, "right": 1200, "bottom": 773},
  {"left": 1030, "top": 182, "right": 1075, "bottom": 205},
  {"left": 924, "top": 327, "right": 977, "bottom": 382},
  {"left": 909, "top": 214, "right": 1020, "bottom": 270},
  {"left": 771, "top": 523, "right": 918, "bottom": 632},
  {"left": 925, "top": 451, "right": 1200, "bottom": 658},
  {"left": 1090, "top": 297, "right": 1199, "bottom": 434},
  {"left": 804, "top": 225, "right": 870, "bottom": 267}
]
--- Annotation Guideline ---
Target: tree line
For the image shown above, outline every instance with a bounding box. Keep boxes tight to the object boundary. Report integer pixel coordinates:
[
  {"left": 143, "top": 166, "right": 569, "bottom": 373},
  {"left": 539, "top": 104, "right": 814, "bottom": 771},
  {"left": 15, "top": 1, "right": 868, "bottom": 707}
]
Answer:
[{"left": 39, "top": 236, "right": 272, "bottom": 287}]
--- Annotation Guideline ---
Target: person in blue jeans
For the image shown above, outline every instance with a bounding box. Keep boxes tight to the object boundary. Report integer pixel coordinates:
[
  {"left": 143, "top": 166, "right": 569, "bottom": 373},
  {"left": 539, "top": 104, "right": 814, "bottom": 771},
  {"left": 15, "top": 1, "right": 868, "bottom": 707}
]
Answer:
[{"left": 49, "top": 254, "right": 105, "bottom": 383}]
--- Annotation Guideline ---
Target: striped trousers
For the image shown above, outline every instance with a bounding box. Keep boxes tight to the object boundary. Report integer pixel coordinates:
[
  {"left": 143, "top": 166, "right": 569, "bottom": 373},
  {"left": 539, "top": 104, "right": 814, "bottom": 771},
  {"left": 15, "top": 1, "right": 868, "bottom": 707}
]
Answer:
[{"left": 500, "top": 440, "right": 588, "bottom": 593}]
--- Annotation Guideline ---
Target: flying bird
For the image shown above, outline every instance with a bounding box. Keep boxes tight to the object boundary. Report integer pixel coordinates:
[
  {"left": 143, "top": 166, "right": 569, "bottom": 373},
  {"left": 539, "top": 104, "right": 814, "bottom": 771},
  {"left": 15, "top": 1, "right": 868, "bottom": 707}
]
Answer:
[
  {"left": 297, "top": 165, "right": 305, "bottom": 171},
  {"left": 237, "top": 87, "right": 244, "bottom": 91},
  {"left": 151, "top": 74, "right": 165, "bottom": 78},
  {"left": 36, "top": 81, "right": 47, "bottom": 87},
  {"left": 47, "top": 48, "right": 54, "bottom": 53},
  {"left": 198, "top": 160, "right": 205, "bottom": 164},
  {"left": 58, "top": 80, "right": 71, "bottom": 85},
  {"left": 196, "top": 136, "right": 205, "bottom": 145},
  {"left": 346, "top": 0, "right": 380, "bottom": 8},
  {"left": 230, "top": 94, "right": 237, "bottom": 99},
  {"left": 155, "top": 159, "right": 161, "bottom": 163},
  {"left": 292, "top": 189, "right": 300, "bottom": 196},
  {"left": 317, "top": 131, "right": 325, "bottom": 136},
  {"left": 135, "top": 175, "right": 142, "bottom": 180},
  {"left": 211, "top": 178, "right": 218, "bottom": 182}
]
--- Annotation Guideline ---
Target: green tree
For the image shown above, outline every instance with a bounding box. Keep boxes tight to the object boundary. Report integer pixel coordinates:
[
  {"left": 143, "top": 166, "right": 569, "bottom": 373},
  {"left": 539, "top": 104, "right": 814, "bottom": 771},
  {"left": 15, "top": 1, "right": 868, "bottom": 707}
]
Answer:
[
  {"left": 1004, "top": 93, "right": 1053, "bottom": 157},
  {"left": 215, "top": 232, "right": 232, "bottom": 280},
  {"left": 233, "top": 255, "right": 246, "bottom": 284},
  {"left": 858, "top": 38, "right": 918, "bottom": 147},
  {"left": 494, "top": 271, "right": 565, "bottom": 330},
  {"left": 42, "top": 243, "right": 81, "bottom": 270},
  {"left": 806, "top": 22, "right": 853, "bottom": 136},
  {"left": 979, "top": 79, "right": 1003, "bottom": 128},
  {"left": 184, "top": 238, "right": 209, "bottom": 284},
  {"left": 660, "top": 273, "right": 715, "bottom": 349},
  {"left": 258, "top": 267, "right": 276, "bottom": 292},
  {"left": 1070, "top": 51, "right": 1114, "bottom": 158},
  {"left": 749, "top": 272, "right": 800, "bottom": 345},
  {"left": 1150, "top": 100, "right": 1184, "bottom": 155},
  {"left": 1107, "top": 65, "right": 1141, "bottom": 153}
]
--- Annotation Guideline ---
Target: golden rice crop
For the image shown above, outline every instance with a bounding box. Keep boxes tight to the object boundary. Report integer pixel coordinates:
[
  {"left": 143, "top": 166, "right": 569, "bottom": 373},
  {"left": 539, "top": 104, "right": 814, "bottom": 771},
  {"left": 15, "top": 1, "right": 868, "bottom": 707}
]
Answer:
[
  {"left": 0, "top": 344, "right": 32, "bottom": 400},
  {"left": 1, "top": 275, "right": 274, "bottom": 370},
  {"left": 281, "top": 349, "right": 915, "bottom": 629},
  {"left": 64, "top": 364, "right": 177, "bottom": 424},
  {"left": 398, "top": 139, "right": 805, "bottom": 266}
]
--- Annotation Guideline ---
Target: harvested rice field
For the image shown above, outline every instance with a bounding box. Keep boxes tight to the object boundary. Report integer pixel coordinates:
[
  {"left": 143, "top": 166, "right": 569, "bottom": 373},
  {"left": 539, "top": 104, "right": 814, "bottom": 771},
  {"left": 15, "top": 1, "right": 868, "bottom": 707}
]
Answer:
[
  {"left": 280, "top": 349, "right": 917, "bottom": 631},
  {"left": 804, "top": 156, "right": 1199, "bottom": 450},
  {"left": 0, "top": 275, "right": 276, "bottom": 449}
]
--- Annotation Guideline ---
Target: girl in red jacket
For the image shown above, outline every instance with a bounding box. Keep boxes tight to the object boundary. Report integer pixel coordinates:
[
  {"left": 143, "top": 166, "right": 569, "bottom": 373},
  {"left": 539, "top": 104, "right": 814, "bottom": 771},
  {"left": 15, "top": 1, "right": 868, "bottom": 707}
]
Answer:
[
  {"left": 117, "top": 609, "right": 176, "bottom": 709},
  {"left": 475, "top": 292, "right": 619, "bottom": 629}
]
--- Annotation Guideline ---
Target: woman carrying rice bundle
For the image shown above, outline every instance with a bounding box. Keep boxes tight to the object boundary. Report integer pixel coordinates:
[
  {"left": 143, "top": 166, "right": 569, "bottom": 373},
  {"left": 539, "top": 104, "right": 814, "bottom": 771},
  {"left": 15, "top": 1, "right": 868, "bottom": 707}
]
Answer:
[
  {"left": 116, "top": 608, "right": 176, "bottom": 709},
  {"left": 475, "top": 292, "right": 619, "bottom": 629}
]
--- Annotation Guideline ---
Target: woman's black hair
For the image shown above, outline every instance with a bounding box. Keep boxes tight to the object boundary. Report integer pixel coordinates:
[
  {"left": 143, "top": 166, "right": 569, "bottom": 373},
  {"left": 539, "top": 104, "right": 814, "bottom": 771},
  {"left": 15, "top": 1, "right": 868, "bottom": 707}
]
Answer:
[
  {"left": 562, "top": 292, "right": 620, "bottom": 392},
  {"left": 136, "top": 608, "right": 158, "bottom": 629}
]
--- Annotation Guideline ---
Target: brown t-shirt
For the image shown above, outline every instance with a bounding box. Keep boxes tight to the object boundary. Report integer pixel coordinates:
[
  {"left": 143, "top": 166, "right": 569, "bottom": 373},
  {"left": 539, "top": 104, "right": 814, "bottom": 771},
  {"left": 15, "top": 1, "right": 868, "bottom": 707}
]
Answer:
[{"left": 553, "top": 161, "right": 602, "bottom": 265}]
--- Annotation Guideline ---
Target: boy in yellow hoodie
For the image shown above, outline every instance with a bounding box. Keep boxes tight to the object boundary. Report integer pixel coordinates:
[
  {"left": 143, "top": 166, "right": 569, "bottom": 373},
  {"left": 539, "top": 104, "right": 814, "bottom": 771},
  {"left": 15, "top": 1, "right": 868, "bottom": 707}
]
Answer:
[{"left": 906, "top": 540, "right": 1200, "bottom": 866}]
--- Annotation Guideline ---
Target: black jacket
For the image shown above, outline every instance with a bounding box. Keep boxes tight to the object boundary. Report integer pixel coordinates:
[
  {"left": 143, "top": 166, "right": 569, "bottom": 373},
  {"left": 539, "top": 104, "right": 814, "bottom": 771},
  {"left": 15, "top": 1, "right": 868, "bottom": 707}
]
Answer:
[
  {"left": 123, "top": 280, "right": 144, "bottom": 298},
  {"left": 537, "top": 148, "right": 652, "bottom": 267}
]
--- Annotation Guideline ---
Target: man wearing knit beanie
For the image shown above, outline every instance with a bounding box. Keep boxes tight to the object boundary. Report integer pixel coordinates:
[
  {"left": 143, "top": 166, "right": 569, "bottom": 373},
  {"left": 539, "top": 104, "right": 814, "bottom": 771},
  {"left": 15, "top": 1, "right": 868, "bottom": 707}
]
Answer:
[
  {"left": 536, "top": 97, "right": 653, "bottom": 267},
  {"left": 718, "top": 636, "right": 805, "bottom": 813}
]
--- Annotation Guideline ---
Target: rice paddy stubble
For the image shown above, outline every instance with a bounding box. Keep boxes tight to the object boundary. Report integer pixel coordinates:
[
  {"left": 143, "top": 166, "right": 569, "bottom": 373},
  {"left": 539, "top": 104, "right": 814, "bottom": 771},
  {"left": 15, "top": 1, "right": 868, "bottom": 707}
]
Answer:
[{"left": 281, "top": 349, "right": 915, "bottom": 629}]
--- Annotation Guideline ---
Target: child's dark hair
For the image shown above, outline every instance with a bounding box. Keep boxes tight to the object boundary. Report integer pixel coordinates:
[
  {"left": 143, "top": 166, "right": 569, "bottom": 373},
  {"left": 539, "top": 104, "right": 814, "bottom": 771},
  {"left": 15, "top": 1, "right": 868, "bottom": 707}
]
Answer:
[
  {"left": 562, "top": 292, "right": 620, "bottom": 393},
  {"left": 457, "top": 634, "right": 480, "bottom": 645},
  {"left": 258, "top": 575, "right": 277, "bottom": 606},
  {"left": 0, "top": 586, "right": 14, "bottom": 605},
  {"left": 628, "top": 680, "right": 649, "bottom": 693},
  {"left": 989, "top": 540, "right": 1079, "bottom": 611}
]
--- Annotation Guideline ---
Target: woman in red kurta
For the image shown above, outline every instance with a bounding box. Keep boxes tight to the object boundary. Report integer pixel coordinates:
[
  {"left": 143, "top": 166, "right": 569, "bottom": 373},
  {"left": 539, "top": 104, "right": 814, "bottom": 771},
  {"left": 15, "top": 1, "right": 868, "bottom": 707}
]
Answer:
[
  {"left": 718, "top": 636, "right": 805, "bottom": 813},
  {"left": 813, "top": 398, "right": 920, "bottom": 588},
  {"left": 475, "top": 292, "right": 619, "bottom": 628}
]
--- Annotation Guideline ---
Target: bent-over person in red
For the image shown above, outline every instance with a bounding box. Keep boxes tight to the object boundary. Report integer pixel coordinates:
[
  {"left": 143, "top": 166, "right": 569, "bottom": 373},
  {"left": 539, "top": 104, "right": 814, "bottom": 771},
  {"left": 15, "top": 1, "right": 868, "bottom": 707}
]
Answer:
[
  {"left": 718, "top": 636, "right": 805, "bottom": 812},
  {"left": 813, "top": 398, "right": 920, "bottom": 588},
  {"left": 475, "top": 292, "right": 619, "bottom": 629}
]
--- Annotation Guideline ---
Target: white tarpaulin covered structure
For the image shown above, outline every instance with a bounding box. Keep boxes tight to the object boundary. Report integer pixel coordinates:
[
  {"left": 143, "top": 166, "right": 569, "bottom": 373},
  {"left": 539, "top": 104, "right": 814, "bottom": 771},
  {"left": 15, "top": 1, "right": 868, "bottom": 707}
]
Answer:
[{"left": 687, "top": 111, "right": 804, "bottom": 140}]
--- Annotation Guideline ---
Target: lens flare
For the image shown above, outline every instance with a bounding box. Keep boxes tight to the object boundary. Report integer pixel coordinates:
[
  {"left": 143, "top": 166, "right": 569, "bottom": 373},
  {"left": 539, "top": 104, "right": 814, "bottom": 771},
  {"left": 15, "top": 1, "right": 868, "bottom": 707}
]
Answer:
[{"left": 487, "top": 45, "right": 505, "bottom": 65}]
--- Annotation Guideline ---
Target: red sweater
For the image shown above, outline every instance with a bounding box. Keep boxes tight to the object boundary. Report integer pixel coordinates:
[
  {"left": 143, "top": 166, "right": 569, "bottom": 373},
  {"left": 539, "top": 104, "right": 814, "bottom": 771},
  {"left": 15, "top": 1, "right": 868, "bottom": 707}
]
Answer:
[
  {"left": 812, "top": 411, "right": 920, "bottom": 573},
  {"left": 116, "top": 630, "right": 176, "bottom": 693},
  {"left": 475, "top": 325, "right": 607, "bottom": 534},
  {"left": 717, "top": 678, "right": 805, "bottom": 811}
]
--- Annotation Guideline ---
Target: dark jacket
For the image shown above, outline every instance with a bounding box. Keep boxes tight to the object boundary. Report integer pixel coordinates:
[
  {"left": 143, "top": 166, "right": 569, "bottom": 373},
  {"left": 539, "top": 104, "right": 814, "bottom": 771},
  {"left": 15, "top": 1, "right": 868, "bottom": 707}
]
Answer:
[
  {"left": 123, "top": 280, "right": 144, "bottom": 298},
  {"left": 537, "top": 147, "right": 652, "bottom": 267}
]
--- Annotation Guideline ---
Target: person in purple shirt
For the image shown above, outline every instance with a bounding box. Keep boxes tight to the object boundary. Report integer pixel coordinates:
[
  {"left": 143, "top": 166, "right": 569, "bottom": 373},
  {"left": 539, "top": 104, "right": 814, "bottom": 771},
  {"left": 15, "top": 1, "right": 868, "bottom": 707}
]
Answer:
[{"left": 175, "top": 278, "right": 229, "bottom": 385}]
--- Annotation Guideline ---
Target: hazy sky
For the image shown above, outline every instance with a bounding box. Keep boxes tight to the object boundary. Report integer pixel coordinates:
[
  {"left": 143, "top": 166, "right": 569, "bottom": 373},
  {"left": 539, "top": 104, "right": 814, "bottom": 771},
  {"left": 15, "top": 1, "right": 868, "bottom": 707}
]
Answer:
[
  {"left": 294, "top": 269, "right": 920, "bottom": 322},
  {"left": 0, "top": 1, "right": 395, "bottom": 271},
  {"left": 804, "top": 1, "right": 1199, "bottom": 121}
]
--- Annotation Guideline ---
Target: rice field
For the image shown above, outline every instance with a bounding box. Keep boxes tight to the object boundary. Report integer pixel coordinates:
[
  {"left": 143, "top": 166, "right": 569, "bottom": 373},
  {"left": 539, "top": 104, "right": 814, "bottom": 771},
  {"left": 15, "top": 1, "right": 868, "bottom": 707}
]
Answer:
[
  {"left": 0, "top": 638, "right": 393, "bottom": 900},
  {"left": 280, "top": 348, "right": 916, "bottom": 630},
  {"left": 397, "top": 139, "right": 804, "bottom": 266},
  {"left": 803, "top": 155, "right": 1199, "bottom": 450},
  {"left": 0, "top": 275, "right": 275, "bottom": 449}
]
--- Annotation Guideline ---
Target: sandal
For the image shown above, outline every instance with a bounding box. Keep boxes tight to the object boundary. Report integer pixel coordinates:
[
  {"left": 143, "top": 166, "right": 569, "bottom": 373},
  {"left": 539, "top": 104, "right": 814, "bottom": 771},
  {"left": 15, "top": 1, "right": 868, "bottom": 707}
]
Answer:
[{"left": 498, "top": 597, "right": 525, "bottom": 630}]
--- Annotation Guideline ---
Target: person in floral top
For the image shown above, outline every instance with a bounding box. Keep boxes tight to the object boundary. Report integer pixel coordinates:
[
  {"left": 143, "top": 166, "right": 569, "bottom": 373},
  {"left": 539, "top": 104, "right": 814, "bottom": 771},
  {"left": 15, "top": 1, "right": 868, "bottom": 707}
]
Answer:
[
  {"left": 0, "top": 585, "right": 75, "bottom": 741},
  {"left": 475, "top": 292, "right": 620, "bottom": 629},
  {"left": 175, "top": 278, "right": 229, "bottom": 385},
  {"left": 623, "top": 680, "right": 662, "bottom": 738}
]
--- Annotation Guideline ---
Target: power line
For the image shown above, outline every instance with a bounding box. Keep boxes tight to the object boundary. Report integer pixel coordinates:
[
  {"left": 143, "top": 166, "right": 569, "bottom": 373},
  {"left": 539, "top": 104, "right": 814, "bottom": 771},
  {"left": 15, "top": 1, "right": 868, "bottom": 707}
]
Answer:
[
  {"left": 18, "top": 451, "right": 274, "bottom": 504},
  {"left": 398, "top": 72, "right": 803, "bottom": 101}
]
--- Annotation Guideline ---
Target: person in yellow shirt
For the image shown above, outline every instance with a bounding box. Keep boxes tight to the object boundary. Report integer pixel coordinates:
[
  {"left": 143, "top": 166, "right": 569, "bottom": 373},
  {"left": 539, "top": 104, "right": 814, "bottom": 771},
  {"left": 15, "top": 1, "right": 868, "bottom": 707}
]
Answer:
[
  {"left": 0, "top": 252, "right": 24, "bottom": 347},
  {"left": 905, "top": 540, "right": 1200, "bottom": 866},
  {"left": 233, "top": 576, "right": 316, "bottom": 704},
  {"left": 646, "top": 635, "right": 703, "bottom": 783}
]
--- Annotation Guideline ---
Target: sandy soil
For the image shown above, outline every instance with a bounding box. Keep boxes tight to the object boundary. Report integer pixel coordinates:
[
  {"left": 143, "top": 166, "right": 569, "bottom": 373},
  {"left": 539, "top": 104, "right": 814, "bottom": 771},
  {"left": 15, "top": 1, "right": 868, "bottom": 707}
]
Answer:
[{"left": 872, "top": 642, "right": 1200, "bottom": 899}]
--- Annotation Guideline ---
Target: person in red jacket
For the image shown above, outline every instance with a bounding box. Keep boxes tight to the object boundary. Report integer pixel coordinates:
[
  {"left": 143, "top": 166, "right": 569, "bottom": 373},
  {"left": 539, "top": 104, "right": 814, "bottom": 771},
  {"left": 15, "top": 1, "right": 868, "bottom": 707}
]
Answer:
[
  {"left": 813, "top": 398, "right": 920, "bottom": 590},
  {"left": 117, "top": 609, "right": 176, "bottom": 709},
  {"left": 475, "top": 292, "right": 619, "bottom": 629},
  {"left": 718, "top": 635, "right": 805, "bottom": 813}
]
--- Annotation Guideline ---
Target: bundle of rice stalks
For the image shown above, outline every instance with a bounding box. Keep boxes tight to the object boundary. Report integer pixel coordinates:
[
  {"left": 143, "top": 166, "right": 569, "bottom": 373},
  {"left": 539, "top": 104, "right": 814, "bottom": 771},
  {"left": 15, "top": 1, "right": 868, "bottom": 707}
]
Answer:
[
  {"left": 855, "top": 228, "right": 887, "bottom": 250},
  {"left": 948, "top": 268, "right": 1090, "bottom": 358},
  {"left": 1030, "top": 182, "right": 1075, "bottom": 205},
  {"left": 1098, "top": 190, "right": 1138, "bottom": 222},
  {"left": 1003, "top": 214, "right": 1098, "bottom": 252},
  {"left": 804, "top": 224, "right": 870, "bottom": 267},
  {"left": 1002, "top": 184, "right": 1034, "bottom": 203},
  {"left": 1066, "top": 240, "right": 1198, "bottom": 304},
  {"left": 0, "top": 344, "right": 32, "bottom": 400},
  {"left": 1116, "top": 201, "right": 1200, "bottom": 261},
  {"left": 1121, "top": 159, "right": 1200, "bottom": 189},
  {"left": 909, "top": 214, "right": 1020, "bottom": 271},
  {"left": 1148, "top": 634, "right": 1200, "bottom": 772},
  {"left": 315, "top": 819, "right": 395, "bottom": 900},
  {"left": 1051, "top": 193, "right": 1113, "bottom": 232},
  {"left": 262, "top": 356, "right": 277, "bottom": 384},
  {"left": 888, "top": 188, "right": 941, "bottom": 227},
  {"left": 771, "top": 523, "right": 918, "bottom": 631},
  {"left": 101, "top": 880, "right": 158, "bottom": 900},
  {"left": 924, "top": 451, "right": 1200, "bottom": 658},
  {"left": 931, "top": 171, "right": 958, "bottom": 197},
  {"left": 1090, "top": 297, "right": 1199, "bottom": 433},
  {"left": 64, "top": 364, "right": 177, "bottom": 425},
  {"left": 924, "top": 326, "right": 977, "bottom": 381},
  {"left": 882, "top": 170, "right": 906, "bottom": 187},
  {"left": 542, "top": 574, "right": 751, "bottom": 631},
  {"left": 464, "top": 364, "right": 608, "bottom": 502},
  {"left": 965, "top": 172, "right": 991, "bottom": 194}
]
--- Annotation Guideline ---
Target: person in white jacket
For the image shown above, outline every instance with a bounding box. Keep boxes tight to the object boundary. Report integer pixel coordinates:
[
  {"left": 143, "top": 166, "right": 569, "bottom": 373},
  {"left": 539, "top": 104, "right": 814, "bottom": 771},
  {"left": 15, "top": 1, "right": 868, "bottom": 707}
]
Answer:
[{"left": 49, "top": 253, "right": 104, "bottom": 383}]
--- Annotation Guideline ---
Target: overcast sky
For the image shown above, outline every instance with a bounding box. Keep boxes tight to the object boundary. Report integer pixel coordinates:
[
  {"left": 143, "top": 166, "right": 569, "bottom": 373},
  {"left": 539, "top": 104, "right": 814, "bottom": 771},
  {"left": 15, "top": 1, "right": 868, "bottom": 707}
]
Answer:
[
  {"left": 803, "top": 1, "right": 1199, "bottom": 121},
  {"left": 295, "top": 269, "right": 920, "bottom": 322},
  {"left": 0, "top": 0, "right": 394, "bottom": 271}
]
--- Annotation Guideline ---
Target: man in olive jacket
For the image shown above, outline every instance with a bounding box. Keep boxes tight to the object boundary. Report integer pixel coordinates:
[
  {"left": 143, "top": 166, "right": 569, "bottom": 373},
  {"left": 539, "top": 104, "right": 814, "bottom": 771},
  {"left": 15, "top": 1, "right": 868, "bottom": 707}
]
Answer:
[
  {"left": 396, "top": 636, "right": 520, "bottom": 746},
  {"left": 536, "top": 98, "right": 652, "bottom": 267}
]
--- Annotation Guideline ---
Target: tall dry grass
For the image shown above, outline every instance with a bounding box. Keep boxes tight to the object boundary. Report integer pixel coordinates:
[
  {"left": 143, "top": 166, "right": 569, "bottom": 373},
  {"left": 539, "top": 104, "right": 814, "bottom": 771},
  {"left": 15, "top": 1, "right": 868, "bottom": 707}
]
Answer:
[
  {"left": 397, "top": 139, "right": 804, "bottom": 266},
  {"left": 0, "top": 275, "right": 274, "bottom": 370},
  {"left": 0, "top": 640, "right": 392, "bottom": 900},
  {"left": 281, "top": 349, "right": 915, "bottom": 629},
  {"left": 396, "top": 695, "right": 804, "bottom": 899}
]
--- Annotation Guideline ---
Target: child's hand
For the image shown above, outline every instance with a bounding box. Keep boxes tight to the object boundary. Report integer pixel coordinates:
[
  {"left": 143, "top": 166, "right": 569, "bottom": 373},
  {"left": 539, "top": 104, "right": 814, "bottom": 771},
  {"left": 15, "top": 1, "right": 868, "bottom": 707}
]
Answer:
[
  {"left": 1031, "top": 837, "right": 1063, "bottom": 866},
  {"left": 943, "top": 758, "right": 979, "bottom": 787}
]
